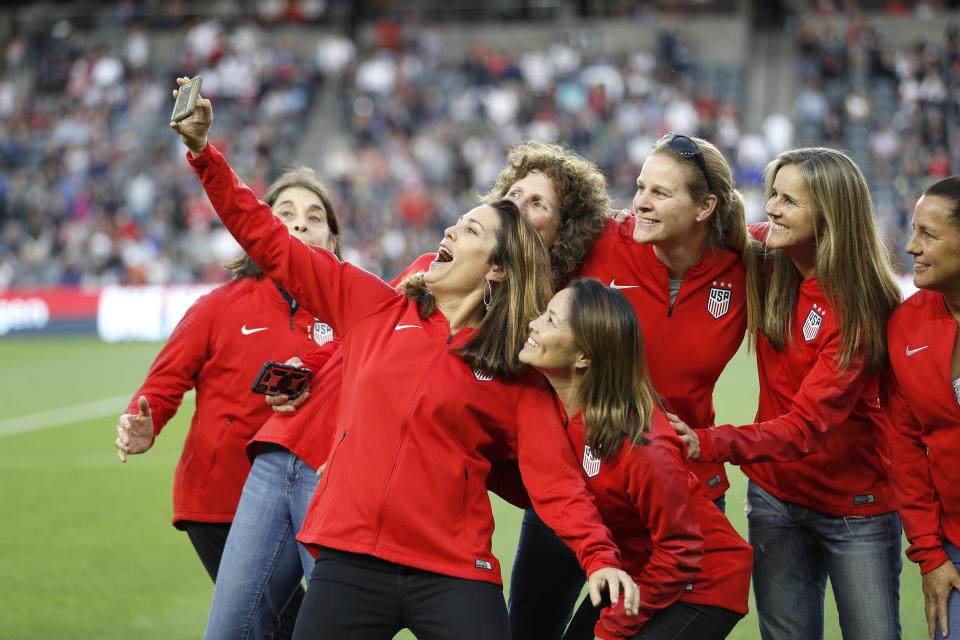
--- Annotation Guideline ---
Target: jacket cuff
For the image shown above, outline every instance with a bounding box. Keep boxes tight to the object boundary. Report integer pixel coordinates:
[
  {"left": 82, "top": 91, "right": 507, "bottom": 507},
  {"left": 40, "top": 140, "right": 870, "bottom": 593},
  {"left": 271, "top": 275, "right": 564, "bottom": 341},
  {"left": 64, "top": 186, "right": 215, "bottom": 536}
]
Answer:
[
  {"left": 185, "top": 142, "right": 217, "bottom": 168},
  {"left": 594, "top": 620, "right": 622, "bottom": 640},
  {"left": 583, "top": 555, "right": 622, "bottom": 578},
  {"left": 698, "top": 427, "right": 718, "bottom": 462},
  {"left": 918, "top": 546, "right": 951, "bottom": 575}
]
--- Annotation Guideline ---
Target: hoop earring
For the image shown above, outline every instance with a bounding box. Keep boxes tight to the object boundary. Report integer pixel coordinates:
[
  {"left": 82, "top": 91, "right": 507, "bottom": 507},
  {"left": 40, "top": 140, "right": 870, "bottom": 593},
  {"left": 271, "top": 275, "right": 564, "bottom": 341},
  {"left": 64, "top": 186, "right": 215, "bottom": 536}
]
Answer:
[{"left": 483, "top": 279, "right": 493, "bottom": 309}]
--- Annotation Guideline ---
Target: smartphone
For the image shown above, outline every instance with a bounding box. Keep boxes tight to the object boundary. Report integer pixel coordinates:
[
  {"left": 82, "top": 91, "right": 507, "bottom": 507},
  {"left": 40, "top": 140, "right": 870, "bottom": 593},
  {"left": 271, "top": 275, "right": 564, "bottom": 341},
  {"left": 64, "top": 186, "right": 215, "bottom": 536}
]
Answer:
[
  {"left": 171, "top": 75, "right": 203, "bottom": 122},
  {"left": 251, "top": 361, "right": 313, "bottom": 397}
]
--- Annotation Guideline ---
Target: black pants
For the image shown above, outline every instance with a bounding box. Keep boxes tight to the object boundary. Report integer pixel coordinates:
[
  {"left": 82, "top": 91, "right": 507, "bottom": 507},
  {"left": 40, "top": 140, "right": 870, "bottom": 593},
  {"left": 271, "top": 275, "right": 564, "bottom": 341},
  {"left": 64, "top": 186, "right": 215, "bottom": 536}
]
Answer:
[
  {"left": 509, "top": 509, "right": 585, "bottom": 640},
  {"left": 563, "top": 595, "right": 743, "bottom": 640},
  {"left": 182, "top": 520, "right": 304, "bottom": 640},
  {"left": 292, "top": 548, "right": 510, "bottom": 640}
]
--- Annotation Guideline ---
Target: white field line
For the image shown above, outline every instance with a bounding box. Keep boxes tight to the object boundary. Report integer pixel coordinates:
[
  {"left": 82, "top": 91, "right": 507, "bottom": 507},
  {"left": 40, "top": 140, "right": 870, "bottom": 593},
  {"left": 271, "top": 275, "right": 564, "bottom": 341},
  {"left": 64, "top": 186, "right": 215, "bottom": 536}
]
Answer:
[{"left": 0, "top": 390, "right": 195, "bottom": 437}]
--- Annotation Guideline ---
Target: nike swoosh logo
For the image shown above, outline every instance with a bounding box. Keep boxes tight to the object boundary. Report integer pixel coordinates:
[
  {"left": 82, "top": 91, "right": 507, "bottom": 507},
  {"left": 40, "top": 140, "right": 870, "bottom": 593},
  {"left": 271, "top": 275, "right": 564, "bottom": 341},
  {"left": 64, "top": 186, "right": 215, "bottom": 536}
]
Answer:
[
  {"left": 394, "top": 323, "right": 422, "bottom": 331},
  {"left": 905, "top": 345, "right": 930, "bottom": 356},
  {"left": 609, "top": 279, "right": 638, "bottom": 290},
  {"left": 241, "top": 325, "right": 269, "bottom": 335}
]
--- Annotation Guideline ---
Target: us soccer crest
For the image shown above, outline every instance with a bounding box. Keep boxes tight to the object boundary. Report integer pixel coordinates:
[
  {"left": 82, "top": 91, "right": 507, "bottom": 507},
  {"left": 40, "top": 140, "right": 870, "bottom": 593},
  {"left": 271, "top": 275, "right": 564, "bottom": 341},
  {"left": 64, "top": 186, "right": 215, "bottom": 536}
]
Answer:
[
  {"left": 473, "top": 368, "right": 494, "bottom": 381},
  {"left": 802, "top": 306, "right": 824, "bottom": 342},
  {"left": 311, "top": 321, "right": 334, "bottom": 345},
  {"left": 582, "top": 445, "right": 601, "bottom": 477},
  {"left": 707, "top": 281, "right": 732, "bottom": 319}
]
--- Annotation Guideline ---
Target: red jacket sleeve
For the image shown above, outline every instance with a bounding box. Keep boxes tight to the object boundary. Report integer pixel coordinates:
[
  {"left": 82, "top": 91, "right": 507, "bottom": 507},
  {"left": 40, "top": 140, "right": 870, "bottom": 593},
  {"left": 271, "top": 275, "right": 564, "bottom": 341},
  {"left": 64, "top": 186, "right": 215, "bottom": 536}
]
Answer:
[
  {"left": 515, "top": 383, "right": 622, "bottom": 576},
  {"left": 698, "top": 340, "right": 871, "bottom": 464},
  {"left": 882, "top": 368, "right": 950, "bottom": 573},
  {"left": 125, "top": 290, "right": 215, "bottom": 441},
  {"left": 188, "top": 144, "right": 396, "bottom": 331},
  {"left": 299, "top": 339, "right": 341, "bottom": 376},
  {"left": 596, "top": 434, "right": 704, "bottom": 639}
]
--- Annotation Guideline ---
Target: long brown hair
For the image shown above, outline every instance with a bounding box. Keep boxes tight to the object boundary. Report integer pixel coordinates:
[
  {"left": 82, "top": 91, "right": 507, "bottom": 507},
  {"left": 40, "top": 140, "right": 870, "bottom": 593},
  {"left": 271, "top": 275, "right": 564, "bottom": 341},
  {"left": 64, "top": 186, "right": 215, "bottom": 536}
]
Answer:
[
  {"left": 568, "top": 278, "right": 660, "bottom": 461},
  {"left": 651, "top": 134, "right": 762, "bottom": 348},
  {"left": 484, "top": 141, "right": 609, "bottom": 288},
  {"left": 401, "top": 199, "right": 552, "bottom": 378},
  {"left": 224, "top": 165, "right": 342, "bottom": 279},
  {"left": 761, "top": 148, "right": 901, "bottom": 372}
]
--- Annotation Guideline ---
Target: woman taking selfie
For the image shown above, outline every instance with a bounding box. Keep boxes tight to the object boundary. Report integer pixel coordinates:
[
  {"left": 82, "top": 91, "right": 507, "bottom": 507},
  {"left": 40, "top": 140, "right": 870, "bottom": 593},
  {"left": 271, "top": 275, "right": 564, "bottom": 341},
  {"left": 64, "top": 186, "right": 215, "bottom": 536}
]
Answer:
[
  {"left": 205, "top": 140, "right": 612, "bottom": 639},
  {"left": 168, "top": 79, "right": 637, "bottom": 639}
]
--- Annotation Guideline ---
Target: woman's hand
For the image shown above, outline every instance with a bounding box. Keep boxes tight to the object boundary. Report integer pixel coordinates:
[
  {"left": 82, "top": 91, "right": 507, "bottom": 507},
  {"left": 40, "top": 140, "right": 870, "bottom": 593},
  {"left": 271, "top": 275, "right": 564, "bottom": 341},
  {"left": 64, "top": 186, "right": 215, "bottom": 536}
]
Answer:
[
  {"left": 586, "top": 567, "right": 640, "bottom": 616},
  {"left": 666, "top": 411, "right": 700, "bottom": 460},
  {"left": 266, "top": 357, "right": 311, "bottom": 413},
  {"left": 115, "top": 395, "right": 154, "bottom": 462},
  {"left": 922, "top": 560, "right": 960, "bottom": 640},
  {"left": 169, "top": 76, "right": 212, "bottom": 157}
]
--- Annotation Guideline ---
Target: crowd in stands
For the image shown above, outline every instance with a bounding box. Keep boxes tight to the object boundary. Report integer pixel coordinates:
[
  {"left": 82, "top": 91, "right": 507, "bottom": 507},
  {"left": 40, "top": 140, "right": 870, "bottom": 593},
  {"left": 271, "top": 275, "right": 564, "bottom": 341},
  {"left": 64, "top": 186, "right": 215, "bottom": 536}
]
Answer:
[
  {"left": 0, "top": 2, "right": 957, "bottom": 287},
  {"left": 790, "top": 2, "right": 960, "bottom": 267}
]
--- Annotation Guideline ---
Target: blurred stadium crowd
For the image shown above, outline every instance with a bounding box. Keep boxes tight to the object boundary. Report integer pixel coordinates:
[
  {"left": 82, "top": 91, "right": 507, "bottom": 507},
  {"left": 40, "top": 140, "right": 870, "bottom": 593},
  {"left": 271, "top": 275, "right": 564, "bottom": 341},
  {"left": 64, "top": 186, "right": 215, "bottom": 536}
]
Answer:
[{"left": 0, "top": 0, "right": 958, "bottom": 288}]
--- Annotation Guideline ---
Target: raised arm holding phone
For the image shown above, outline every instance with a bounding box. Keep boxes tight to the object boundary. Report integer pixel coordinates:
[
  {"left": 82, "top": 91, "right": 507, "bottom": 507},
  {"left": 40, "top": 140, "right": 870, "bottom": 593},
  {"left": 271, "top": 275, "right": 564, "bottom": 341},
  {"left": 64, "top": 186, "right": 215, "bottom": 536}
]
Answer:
[{"left": 168, "top": 76, "right": 638, "bottom": 640}]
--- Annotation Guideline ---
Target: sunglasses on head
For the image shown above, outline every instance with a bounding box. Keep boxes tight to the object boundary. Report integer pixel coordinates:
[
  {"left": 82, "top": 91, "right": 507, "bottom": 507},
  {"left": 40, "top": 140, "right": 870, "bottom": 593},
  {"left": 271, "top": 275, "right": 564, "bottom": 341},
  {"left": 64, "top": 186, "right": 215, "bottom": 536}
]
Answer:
[{"left": 660, "top": 132, "right": 713, "bottom": 192}]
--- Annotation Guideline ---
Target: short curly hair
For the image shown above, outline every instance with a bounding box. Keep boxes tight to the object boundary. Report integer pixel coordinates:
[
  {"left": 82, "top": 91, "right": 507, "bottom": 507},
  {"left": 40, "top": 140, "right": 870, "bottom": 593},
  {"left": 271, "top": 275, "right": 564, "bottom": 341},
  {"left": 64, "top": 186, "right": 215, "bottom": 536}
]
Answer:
[{"left": 483, "top": 141, "right": 609, "bottom": 288}]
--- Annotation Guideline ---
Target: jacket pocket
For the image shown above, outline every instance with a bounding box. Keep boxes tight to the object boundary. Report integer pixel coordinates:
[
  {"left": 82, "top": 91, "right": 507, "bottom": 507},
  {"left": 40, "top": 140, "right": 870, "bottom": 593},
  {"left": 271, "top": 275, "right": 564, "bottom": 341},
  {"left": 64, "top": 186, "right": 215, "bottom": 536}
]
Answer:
[{"left": 313, "top": 430, "right": 347, "bottom": 500}]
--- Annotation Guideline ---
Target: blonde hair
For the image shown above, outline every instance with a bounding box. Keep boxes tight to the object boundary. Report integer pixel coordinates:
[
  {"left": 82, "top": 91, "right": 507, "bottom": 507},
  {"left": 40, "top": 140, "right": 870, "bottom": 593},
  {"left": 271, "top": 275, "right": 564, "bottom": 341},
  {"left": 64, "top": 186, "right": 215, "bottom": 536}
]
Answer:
[
  {"left": 401, "top": 200, "right": 552, "bottom": 378},
  {"left": 761, "top": 148, "right": 901, "bottom": 372},
  {"left": 484, "top": 141, "right": 609, "bottom": 288},
  {"left": 568, "top": 278, "right": 660, "bottom": 461},
  {"left": 224, "top": 165, "right": 342, "bottom": 278},
  {"left": 651, "top": 134, "right": 762, "bottom": 348}
]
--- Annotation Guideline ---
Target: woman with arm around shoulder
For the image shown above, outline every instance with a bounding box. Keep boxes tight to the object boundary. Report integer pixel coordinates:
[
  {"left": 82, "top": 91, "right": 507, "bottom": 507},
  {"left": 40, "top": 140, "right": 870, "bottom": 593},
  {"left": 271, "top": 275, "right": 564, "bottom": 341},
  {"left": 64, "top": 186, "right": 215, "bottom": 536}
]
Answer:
[
  {"left": 883, "top": 176, "right": 960, "bottom": 640},
  {"left": 169, "top": 80, "right": 637, "bottom": 639},
  {"left": 519, "top": 278, "right": 752, "bottom": 640},
  {"left": 674, "top": 147, "right": 903, "bottom": 639}
]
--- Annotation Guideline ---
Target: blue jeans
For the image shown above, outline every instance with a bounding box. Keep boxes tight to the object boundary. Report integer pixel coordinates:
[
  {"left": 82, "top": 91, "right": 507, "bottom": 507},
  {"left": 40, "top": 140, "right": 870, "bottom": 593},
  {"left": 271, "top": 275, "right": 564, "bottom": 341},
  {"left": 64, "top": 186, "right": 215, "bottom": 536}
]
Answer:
[
  {"left": 204, "top": 445, "right": 320, "bottom": 640},
  {"left": 746, "top": 481, "right": 902, "bottom": 640},
  {"left": 935, "top": 541, "right": 960, "bottom": 640}
]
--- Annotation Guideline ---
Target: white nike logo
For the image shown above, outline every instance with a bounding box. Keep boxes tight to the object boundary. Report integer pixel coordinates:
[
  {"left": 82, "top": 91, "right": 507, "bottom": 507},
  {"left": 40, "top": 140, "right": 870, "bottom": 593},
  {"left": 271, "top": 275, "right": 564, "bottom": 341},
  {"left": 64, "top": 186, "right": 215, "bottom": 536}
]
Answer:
[
  {"left": 394, "top": 323, "right": 422, "bottom": 331},
  {"left": 609, "top": 279, "right": 638, "bottom": 290},
  {"left": 905, "top": 345, "right": 930, "bottom": 356},
  {"left": 241, "top": 325, "right": 269, "bottom": 335}
]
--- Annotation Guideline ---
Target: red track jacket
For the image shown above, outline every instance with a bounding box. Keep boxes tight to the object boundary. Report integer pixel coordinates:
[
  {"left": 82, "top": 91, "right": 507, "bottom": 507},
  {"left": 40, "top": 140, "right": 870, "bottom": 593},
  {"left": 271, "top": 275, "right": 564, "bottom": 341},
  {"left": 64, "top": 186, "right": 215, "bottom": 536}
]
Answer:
[
  {"left": 697, "top": 224, "right": 895, "bottom": 517},
  {"left": 575, "top": 217, "right": 747, "bottom": 500},
  {"left": 189, "top": 143, "right": 622, "bottom": 585},
  {"left": 566, "top": 411, "right": 751, "bottom": 639},
  {"left": 126, "top": 276, "right": 318, "bottom": 526},
  {"left": 884, "top": 289, "right": 960, "bottom": 573}
]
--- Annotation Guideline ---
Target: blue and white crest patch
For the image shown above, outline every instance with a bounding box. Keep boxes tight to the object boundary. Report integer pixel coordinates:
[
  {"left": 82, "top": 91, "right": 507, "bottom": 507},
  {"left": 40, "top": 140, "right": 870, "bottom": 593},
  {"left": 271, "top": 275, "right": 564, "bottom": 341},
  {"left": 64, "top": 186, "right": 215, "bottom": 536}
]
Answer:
[
  {"left": 473, "top": 368, "right": 494, "bottom": 382},
  {"left": 312, "top": 321, "right": 334, "bottom": 345},
  {"left": 802, "top": 308, "right": 823, "bottom": 342},
  {"left": 582, "top": 445, "right": 601, "bottom": 477},
  {"left": 707, "top": 286, "right": 732, "bottom": 319}
]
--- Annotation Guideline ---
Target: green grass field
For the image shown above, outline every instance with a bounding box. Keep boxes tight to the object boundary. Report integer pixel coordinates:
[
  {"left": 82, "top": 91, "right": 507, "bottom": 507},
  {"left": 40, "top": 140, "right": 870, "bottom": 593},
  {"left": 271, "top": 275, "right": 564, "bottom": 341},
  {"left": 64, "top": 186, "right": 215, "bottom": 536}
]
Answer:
[{"left": 0, "top": 337, "right": 926, "bottom": 639}]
